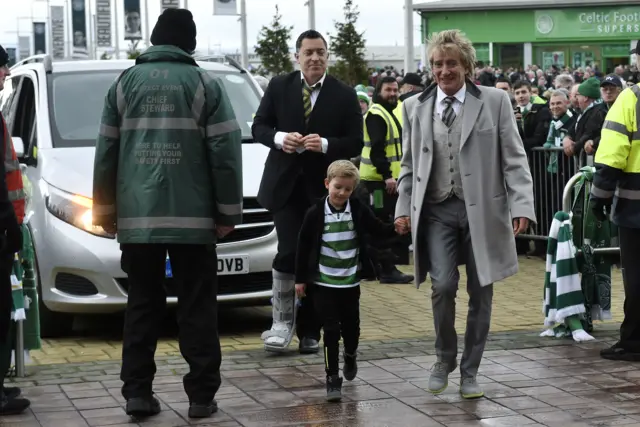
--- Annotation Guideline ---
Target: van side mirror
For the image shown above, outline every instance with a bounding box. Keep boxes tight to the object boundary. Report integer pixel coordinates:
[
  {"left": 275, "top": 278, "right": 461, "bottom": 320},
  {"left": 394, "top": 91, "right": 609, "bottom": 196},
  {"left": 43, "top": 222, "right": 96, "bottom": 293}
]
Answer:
[{"left": 12, "top": 137, "right": 25, "bottom": 158}]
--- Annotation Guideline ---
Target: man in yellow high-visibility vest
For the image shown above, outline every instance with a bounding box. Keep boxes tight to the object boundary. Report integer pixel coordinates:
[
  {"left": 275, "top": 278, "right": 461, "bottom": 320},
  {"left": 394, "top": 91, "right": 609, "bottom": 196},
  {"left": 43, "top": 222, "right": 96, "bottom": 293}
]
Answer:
[
  {"left": 359, "top": 76, "right": 413, "bottom": 284},
  {"left": 590, "top": 40, "right": 640, "bottom": 362}
]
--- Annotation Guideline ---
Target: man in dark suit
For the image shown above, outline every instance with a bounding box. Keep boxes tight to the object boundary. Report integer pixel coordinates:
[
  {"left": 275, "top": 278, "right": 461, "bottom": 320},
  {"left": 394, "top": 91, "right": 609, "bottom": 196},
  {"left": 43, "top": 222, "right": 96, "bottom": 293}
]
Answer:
[{"left": 252, "top": 30, "right": 363, "bottom": 354}]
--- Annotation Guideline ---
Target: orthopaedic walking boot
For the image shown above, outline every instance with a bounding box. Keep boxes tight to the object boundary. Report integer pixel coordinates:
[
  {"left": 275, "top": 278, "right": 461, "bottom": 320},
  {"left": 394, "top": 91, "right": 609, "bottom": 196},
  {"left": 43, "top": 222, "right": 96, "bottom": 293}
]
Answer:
[{"left": 261, "top": 269, "right": 298, "bottom": 352}]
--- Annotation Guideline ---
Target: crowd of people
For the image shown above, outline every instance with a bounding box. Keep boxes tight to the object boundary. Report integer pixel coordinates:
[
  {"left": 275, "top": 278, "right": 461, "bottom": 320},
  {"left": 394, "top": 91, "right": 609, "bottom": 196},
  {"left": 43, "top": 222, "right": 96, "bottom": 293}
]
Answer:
[{"left": 0, "top": 5, "right": 639, "bottom": 420}]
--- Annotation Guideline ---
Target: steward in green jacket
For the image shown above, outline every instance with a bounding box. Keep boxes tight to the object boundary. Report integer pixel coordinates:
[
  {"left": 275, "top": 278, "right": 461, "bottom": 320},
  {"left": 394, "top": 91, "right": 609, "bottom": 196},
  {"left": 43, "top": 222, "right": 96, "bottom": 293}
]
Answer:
[
  {"left": 92, "top": 43, "right": 242, "bottom": 244},
  {"left": 92, "top": 8, "right": 242, "bottom": 420}
]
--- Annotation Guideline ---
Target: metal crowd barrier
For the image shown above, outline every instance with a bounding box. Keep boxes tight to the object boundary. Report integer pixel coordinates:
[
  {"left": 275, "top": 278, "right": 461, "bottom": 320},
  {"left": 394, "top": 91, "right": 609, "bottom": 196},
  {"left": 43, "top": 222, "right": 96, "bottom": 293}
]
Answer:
[{"left": 517, "top": 146, "right": 580, "bottom": 241}]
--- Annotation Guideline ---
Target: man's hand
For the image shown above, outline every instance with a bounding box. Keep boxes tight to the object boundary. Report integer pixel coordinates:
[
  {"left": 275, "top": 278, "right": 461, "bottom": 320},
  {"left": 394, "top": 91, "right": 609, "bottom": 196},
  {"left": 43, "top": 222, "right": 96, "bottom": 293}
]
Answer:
[
  {"left": 295, "top": 283, "right": 306, "bottom": 298},
  {"left": 512, "top": 218, "right": 529, "bottom": 236},
  {"left": 384, "top": 178, "right": 397, "bottom": 195},
  {"left": 283, "top": 132, "right": 303, "bottom": 153},
  {"left": 515, "top": 112, "right": 522, "bottom": 121},
  {"left": 394, "top": 216, "right": 411, "bottom": 235},
  {"left": 584, "top": 140, "right": 594, "bottom": 155},
  {"left": 589, "top": 198, "right": 609, "bottom": 222},
  {"left": 216, "top": 225, "right": 235, "bottom": 238},
  {"left": 302, "top": 134, "right": 323, "bottom": 152},
  {"left": 563, "top": 137, "right": 574, "bottom": 156}
]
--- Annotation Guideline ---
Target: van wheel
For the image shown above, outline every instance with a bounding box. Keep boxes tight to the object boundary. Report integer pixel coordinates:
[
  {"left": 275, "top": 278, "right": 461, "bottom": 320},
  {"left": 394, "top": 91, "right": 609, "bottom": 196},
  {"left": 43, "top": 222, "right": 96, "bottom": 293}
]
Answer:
[{"left": 33, "top": 249, "right": 74, "bottom": 338}]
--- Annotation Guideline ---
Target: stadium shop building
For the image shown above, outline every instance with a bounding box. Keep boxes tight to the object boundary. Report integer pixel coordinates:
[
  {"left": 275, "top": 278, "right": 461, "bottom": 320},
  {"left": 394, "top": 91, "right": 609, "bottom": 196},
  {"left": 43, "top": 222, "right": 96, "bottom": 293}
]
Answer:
[{"left": 414, "top": 0, "right": 639, "bottom": 73}]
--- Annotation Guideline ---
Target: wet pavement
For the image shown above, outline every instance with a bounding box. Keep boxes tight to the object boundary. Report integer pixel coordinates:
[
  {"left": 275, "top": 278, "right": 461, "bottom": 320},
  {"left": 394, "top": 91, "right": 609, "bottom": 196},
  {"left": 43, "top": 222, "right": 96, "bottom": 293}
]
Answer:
[
  {"left": 5, "top": 325, "right": 640, "bottom": 426},
  {"left": 28, "top": 258, "right": 625, "bottom": 365}
]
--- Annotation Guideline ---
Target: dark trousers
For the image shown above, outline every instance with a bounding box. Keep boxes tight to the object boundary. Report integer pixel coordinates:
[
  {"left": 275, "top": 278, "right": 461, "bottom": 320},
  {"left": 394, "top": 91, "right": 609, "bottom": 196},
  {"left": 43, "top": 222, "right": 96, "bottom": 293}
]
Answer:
[
  {"left": 0, "top": 253, "right": 13, "bottom": 390},
  {"left": 272, "top": 184, "right": 321, "bottom": 341},
  {"left": 120, "top": 244, "right": 221, "bottom": 403},
  {"left": 619, "top": 227, "right": 640, "bottom": 353},
  {"left": 313, "top": 285, "right": 360, "bottom": 377}
]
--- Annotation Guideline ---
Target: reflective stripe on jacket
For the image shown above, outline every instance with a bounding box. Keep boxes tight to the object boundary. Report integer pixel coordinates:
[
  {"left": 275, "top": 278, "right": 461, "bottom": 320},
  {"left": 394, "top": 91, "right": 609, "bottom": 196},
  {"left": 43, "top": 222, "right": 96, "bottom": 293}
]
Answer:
[
  {"left": 359, "top": 104, "right": 402, "bottom": 181},
  {"left": 1, "top": 116, "right": 25, "bottom": 224},
  {"left": 591, "top": 84, "right": 640, "bottom": 228},
  {"left": 92, "top": 45, "right": 243, "bottom": 244}
]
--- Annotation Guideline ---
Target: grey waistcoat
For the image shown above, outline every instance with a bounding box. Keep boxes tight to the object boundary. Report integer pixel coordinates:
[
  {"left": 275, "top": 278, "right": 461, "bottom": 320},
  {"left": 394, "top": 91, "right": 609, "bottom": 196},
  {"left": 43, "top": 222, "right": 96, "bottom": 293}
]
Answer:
[{"left": 425, "top": 106, "right": 465, "bottom": 204}]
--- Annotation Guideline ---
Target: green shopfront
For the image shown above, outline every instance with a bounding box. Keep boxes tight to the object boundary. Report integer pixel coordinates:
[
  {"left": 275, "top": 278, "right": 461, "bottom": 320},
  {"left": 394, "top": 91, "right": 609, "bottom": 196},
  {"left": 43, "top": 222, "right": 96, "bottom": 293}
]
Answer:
[{"left": 416, "top": 2, "right": 639, "bottom": 73}]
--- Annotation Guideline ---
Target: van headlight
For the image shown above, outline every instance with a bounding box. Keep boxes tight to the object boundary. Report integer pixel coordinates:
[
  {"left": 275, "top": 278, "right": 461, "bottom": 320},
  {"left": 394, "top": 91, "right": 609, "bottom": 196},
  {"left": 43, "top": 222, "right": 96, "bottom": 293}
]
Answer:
[{"left": 44, "top": 184, "right": 115, "bottom": 239}]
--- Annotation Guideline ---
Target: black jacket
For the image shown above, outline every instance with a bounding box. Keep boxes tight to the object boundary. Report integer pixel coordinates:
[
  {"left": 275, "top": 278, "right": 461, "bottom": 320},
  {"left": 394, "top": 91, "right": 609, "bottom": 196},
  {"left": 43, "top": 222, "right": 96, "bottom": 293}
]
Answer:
[
  {"left": 252, "top": 71, "right": 363, "bottom": 212},
  {"left": 569, "top": 102, "right": 608, "bottom": 154},
  {"left": 365, "top": 101, "right": 402, "bottom": 180},
  {"left": 0, "top": 116, "right": 17, "bottom": 232},
  {"left": 519, "top": 103, "right": 552, "bottom": 151},
  {"left": 295, "top": 196, "right": 396, "bottom": 284}
]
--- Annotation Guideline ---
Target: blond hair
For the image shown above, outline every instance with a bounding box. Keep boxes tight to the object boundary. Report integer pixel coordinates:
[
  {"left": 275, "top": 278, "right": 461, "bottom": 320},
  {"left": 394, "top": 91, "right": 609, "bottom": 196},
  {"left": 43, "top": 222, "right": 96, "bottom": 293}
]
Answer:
[
  {"left": 426, "top": 30, "right": 476, "bottom": 79},
  {"left": 327, "top": 160, "right": 360, "bottom": 185}
]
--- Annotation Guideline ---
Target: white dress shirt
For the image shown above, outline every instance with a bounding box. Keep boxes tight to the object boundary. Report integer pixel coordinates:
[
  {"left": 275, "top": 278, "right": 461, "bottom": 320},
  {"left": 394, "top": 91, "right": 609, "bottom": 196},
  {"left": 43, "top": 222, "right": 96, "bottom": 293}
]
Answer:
[
  {"left": 273, "top": 71, "right": 329, "bottom": 153},
  {"left": 435, "top": 85, "right": 466, "bottom": 120}
]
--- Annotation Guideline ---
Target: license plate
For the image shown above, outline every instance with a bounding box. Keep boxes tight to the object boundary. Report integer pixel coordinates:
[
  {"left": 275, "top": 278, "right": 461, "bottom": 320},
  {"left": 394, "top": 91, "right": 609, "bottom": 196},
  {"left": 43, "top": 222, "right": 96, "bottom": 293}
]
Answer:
[
  {"left": 218, "top": 255, "right": 250, "bottom": 275},
  {"left": 165, "top": 255, "right": 249, "bottom": 278}
]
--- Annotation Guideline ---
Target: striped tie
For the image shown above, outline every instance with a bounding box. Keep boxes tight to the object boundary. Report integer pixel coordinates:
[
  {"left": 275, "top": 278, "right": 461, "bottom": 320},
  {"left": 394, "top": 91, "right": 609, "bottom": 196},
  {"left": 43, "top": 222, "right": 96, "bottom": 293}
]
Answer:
[
  {"left": 303, "top": 83, "right": 319, "bottom": 123},
  {"left": 442, "top": 96, "right": 456, "bottom": 127}
]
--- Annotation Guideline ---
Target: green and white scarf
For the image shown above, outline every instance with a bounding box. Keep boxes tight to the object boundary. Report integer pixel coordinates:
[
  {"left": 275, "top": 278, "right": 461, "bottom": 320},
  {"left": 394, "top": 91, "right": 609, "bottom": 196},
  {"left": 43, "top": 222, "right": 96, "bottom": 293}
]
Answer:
[
  {"left": 543, "top": 211, "right": 586, "bottom": 327},
  {"left": 544, "top": 111, "right": 574, "bottom": 173}
]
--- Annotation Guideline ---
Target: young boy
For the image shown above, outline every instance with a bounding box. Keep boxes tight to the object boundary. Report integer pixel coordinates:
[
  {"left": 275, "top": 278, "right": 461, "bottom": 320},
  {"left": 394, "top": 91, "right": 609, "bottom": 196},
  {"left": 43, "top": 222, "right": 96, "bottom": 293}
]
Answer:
[{"left": 295, "top": 160, "right": 398, "bottom": 402}]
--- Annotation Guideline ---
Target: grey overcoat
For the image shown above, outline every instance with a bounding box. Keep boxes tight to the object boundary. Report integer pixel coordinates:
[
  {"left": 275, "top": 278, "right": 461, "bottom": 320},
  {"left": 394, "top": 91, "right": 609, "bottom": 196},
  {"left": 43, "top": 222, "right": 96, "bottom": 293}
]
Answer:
[{"left": 395, "top": 81, "right": 536, "bottom": 287}]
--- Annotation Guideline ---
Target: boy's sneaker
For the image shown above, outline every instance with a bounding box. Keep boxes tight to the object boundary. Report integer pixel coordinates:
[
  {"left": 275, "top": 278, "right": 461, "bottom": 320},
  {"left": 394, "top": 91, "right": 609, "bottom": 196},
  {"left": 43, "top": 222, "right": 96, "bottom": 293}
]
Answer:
[
  {"left": 125, "top": 396, "right": 161, "bottom": 419},
  {"left": 326, "top": 375, "right": 343, "bottom": 402},
  {"left": 427, "top": 361, "right": 456, "bottom": 394},
  {"left": 0, "top": 396, "right": 30, "bottom": 415},
  {"left": 188, "top": 400, "right": 218, "bottom": 418},
  {"left": 343, "top": 353, "right": 358, "bottom": 381}
]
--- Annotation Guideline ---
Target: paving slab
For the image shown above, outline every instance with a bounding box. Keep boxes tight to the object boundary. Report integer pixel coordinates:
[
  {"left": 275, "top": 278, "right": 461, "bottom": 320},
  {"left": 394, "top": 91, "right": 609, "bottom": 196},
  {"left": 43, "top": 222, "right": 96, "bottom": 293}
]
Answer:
[{"left": 4, "top": 325, "right": 640, "bottom": 426}]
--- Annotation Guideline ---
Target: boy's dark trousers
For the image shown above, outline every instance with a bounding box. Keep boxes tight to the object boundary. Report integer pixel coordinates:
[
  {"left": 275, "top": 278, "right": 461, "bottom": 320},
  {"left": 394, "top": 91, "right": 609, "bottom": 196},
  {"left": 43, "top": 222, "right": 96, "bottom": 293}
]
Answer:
[{"left": 313, "top": 285, "right": 360, "bottom": 376}]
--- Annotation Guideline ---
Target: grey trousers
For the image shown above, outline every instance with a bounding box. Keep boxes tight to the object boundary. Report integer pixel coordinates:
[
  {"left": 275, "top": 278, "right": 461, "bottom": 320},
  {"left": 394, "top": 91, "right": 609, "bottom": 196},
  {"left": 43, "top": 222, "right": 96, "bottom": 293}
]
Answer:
[{"left": 423, "top": 196, "right": 493, "bottom": 378}]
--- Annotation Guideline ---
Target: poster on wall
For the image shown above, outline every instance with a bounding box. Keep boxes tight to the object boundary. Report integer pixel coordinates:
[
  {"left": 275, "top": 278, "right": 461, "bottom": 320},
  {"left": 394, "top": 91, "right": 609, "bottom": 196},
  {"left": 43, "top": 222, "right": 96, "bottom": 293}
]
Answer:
[
  {"left": 542, "top": 51, "right": 565, "bottom": 69},
  {"left": 213, "top": 0, "right": 238, "bottom": 16},
  {"left": 6, "top": 48, "right": 16, "bottom": 67},
  {"left": 124, "top": 0, "right": 142, "bottom": 41},
  {"left": 72, "top": 0, "right": 89, "bottom": 58},
  {"left": 33, "top": 22, "right": 47, "bottom": 55},
  {"left": 18, "top": 36, "right": 30, "bottom": 61},
  {"left": 51, "top": 5, "right": 66, "bottom": 59},
  {"left": 161, "top": 0, "right": 180, "bottom": 12},
  {"left": 96, "top": 0, "right": 113, "bottom": 48}
]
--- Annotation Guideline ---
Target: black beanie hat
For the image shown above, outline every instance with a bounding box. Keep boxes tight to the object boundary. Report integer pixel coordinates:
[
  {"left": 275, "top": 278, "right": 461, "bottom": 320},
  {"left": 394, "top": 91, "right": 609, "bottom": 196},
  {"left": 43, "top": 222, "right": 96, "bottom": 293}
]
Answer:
[
  {"left": 0, "top": 45, "right": 9, "bottom": 68},
  {"left": 150, "top": 8, "right": 197, "bottom": 54}
]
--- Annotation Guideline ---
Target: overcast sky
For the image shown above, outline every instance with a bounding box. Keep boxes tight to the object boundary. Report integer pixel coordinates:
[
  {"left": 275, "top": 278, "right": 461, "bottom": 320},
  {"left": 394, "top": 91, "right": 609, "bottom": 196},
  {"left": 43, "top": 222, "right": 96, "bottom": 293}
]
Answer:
[{"left": 0, "top": 0, "right": 432, "bottom": 53}]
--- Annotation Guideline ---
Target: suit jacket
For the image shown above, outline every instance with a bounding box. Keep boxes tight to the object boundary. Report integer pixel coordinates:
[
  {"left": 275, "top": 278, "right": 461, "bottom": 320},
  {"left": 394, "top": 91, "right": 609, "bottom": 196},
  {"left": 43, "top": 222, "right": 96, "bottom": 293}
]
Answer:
[
  {"left": 395, "top": 81, "right": 536, "bottom": 287},
  {"left": 252, "top": 71, "right": 363, "bottom": 212}
]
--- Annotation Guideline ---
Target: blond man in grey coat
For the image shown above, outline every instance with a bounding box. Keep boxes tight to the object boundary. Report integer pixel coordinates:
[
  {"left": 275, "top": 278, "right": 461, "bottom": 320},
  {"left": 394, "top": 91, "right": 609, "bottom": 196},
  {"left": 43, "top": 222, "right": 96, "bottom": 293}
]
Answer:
[{"left": 394, "top": 30, "right": 535, "bottom": 399}]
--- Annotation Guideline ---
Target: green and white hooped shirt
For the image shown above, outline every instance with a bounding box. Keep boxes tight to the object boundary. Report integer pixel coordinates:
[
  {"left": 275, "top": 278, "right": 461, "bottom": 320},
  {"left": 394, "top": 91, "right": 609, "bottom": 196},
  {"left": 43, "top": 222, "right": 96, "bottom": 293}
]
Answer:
[{"left": 315, "top": 199, "right": 360, "bottom": 288}]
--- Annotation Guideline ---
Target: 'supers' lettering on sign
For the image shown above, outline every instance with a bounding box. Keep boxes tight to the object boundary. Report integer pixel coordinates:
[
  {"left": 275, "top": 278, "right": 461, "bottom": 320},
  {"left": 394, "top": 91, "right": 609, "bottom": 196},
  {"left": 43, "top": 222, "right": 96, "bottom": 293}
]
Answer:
[
  {"left": 536, "top": 8, "right": 640, "bottom": 37},
  {"left": 134, "top": 142, "right": 182, "bottom": 165}
]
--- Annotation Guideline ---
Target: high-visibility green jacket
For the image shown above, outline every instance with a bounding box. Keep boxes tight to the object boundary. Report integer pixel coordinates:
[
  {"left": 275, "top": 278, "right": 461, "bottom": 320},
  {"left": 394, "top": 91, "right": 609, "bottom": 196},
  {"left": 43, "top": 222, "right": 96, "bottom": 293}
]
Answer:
[
  {"left": 591, "top": 84, "right": 640, "bottom": 228},
  {"left": 359, "top": 103, "right": 402, "bottom": 181},
  {"left": 92, "top": 45, "right": 243, "bottom": 244},
  {"left": 393, "top": 100, "right": 403, "bottom": 127}
]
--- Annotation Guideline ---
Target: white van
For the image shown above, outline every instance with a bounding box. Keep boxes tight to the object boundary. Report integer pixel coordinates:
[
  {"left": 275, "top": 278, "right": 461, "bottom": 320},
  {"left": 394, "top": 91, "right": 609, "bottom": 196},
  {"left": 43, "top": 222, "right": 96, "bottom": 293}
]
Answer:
[{"left": 0, "top": 55, "right": 275, "bottom": 337}]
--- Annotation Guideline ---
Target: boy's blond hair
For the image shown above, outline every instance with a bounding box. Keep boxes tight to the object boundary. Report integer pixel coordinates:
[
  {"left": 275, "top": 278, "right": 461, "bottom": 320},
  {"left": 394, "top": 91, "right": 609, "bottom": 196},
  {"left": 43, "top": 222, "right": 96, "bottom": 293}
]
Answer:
[{"left": 327, "top": 160, "right": 360, "bottom": 185}]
